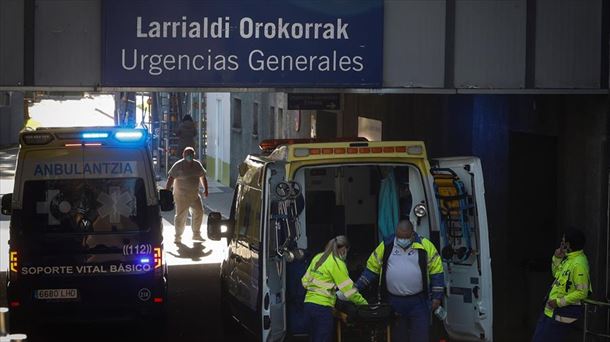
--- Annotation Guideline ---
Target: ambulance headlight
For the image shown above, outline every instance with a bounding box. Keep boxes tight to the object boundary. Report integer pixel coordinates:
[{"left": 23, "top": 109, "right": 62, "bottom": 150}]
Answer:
[
  {"left": 114, "top": 130, "right": 145, "bottom": 142},
  {"left": 414, "top": 204, "right": 428, "bottom": 218},
  {"left": 220, "top": 225, "right": 228, "bottom": 233}
]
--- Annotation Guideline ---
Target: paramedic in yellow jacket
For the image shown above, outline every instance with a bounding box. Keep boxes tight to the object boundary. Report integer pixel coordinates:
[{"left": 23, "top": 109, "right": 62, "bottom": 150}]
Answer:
[
  {"left": 302, "top": 235, "right": 367, "bottom": 342},
  {"left": 532, "top": 228, "right": 590, "bottom": 342},
  {"left": 356, "top": 219, "right": 444, "bottom": 342}
]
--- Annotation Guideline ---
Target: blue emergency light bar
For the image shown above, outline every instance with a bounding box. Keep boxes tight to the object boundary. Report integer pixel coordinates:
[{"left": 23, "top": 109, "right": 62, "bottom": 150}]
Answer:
[
  {"left": 140, "top": 258, "right": 150, "bottom": 263},
  {"left": 82, "top": 132, "right": 109, "bottom": 139},
  {"left": 22, "top": 128, "right": 148, "bottom": 146},
  {"left": 114, "top": 130, "right": 145, "bottom": 142}
]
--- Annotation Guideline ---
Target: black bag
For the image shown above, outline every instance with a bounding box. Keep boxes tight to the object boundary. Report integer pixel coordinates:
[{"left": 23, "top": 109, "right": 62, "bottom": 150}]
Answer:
[
  {"left": 159, "top": 189, "right": 175, "bottom": 211},
  {"left": 335, "top": 300, "right": 394, "bottom": 323}
]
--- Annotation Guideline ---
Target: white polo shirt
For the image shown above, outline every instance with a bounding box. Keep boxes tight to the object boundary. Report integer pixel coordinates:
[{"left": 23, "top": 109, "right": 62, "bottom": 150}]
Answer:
[
  {"left": 385, "top": 241, "right": 423, "bottom": 296},
  {"left": 168, "top": 159, "right": 206, "bottom": 196}
]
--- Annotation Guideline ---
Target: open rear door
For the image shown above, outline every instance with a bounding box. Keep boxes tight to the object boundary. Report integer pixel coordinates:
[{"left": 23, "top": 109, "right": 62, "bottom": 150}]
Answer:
[
  {"left": 262, "top": 160, "right": 288, "bottom": 341},
  {"left": 431, "top": 157, "right": 493, "bottom": 341}
]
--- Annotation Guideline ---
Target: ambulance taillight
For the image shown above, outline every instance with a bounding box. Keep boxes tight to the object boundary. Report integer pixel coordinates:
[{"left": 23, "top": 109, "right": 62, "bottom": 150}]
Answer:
[
  {"left": 9, "top": 251, "right": 18, "bottom": 273},
  {"left": 293, "top": 144, "right": 422, "bottom": 158},
  {"left": 153, "top": 247, "right": 162, "bottom": 269}
]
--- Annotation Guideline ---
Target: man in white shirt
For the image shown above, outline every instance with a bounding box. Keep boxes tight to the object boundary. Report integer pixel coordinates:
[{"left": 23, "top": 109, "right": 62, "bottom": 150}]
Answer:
[
  {"left": 357, "top": 220, "right": 444, "bottom": 341},
  {"left": 165, "top": 147, "right": 208, "bottom": 244}
]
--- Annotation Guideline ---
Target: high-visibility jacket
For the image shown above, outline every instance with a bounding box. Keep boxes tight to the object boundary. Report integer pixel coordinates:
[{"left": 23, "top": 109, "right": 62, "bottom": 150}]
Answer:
[
  {"left": 544, "top": 250, "right": 591, "bottom": 322},
  {"left": 357, "top": 233, "right": 445, "bottom": 301},
  {"left": 302, "top": 253, "right": 368, "bottom": 308}
]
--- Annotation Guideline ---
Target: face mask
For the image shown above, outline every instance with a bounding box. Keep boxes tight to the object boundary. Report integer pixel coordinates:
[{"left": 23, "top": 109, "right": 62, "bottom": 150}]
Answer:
[
  {"left": 396, "top": 238, "right": 411, "bottom": 249},
  {"left": 185, "top": 155, "right": 194, "bottom": 162}
]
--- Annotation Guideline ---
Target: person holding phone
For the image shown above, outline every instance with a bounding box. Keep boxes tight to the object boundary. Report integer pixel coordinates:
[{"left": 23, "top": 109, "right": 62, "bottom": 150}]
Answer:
[{"left": 532, "top": 228, "right": 591, "bottom": 342}]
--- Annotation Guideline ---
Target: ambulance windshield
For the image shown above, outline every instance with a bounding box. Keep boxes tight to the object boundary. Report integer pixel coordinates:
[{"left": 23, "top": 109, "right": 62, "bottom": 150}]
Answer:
[{"left": 21, "top": 178, "right": 147, "bottom": 233}]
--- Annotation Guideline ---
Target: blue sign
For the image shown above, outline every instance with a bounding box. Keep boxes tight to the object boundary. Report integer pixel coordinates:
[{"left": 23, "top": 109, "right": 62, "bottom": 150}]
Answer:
[{"left": 102, "top": 0, "right": 383, "bottom": 88}]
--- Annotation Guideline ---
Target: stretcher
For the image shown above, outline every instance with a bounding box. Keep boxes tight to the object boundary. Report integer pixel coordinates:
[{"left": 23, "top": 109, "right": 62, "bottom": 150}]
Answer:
[
  {"left": 431, "top": 168, "right": 474, "bottom": 264},
  {"left": 333, "top": 302, "right": 394, "bottom": 342}
]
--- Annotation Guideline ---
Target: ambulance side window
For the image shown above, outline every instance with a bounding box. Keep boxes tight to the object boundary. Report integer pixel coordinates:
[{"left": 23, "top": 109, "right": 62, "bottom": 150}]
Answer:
[{"left": 235, "top": 185, "right": 262, "bottom": 244}]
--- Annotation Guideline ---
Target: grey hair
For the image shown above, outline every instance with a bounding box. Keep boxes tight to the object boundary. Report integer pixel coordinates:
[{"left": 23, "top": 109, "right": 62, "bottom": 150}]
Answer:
[{"left": 313, "top": 235, "right": 350, "bottom": 270}]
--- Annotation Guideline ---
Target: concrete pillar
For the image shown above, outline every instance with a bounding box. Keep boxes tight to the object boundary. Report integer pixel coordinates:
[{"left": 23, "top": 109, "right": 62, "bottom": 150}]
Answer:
[{"left": 0, "top": 92, "right": 24, "bottom": 147}]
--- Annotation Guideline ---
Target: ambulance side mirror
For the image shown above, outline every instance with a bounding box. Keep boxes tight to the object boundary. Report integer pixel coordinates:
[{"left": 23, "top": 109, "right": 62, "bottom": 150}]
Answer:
[
  {"left": 1, "top": 193, "right": 12, "bottom": 216},
  {"left": 207, "top": 212, "right": 233, "bottom": 241},
  {"left": 159, "top": 190, "right": 174, "bottom": 212}
]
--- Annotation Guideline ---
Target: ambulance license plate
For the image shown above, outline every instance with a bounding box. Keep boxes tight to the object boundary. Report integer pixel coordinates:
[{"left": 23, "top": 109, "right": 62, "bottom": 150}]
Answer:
[{"left": 35, "top": 288, "right": 79, "bottom": 300}]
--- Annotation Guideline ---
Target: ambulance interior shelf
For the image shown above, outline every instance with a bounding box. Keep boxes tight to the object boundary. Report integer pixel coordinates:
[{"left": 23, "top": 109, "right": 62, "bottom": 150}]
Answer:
[{"left": 431, "top": 168, "right": 478, "bottom": 268}]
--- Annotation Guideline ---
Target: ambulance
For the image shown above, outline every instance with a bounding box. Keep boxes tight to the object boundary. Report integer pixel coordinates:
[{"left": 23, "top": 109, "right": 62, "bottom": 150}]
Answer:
[
  {"left": 208, "top": 139, "right": 494, "bottom": 341},
  {"left": 1, "top": 127, "right": 173, "bottom": 329}
]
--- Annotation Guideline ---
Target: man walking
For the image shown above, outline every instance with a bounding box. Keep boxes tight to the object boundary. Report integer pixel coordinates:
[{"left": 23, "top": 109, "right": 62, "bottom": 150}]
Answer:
[
  {"left": 165, "top": 147, "right": 208, "bottom": 244},
  {"left": 532, "top": 228, "right": 590, "bottom": 342},
  {"left": 356, "top": 219, "right": 444, "bottom": 341},
  {"left": 175, "top": 115, "right": 197, "bottom": 154}
]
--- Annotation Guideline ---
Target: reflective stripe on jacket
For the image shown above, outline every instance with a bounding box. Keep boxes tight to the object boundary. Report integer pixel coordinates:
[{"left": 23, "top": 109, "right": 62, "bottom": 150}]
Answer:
[
  {"left": 544, "top": 250, "right": 591, "bottom": 319},
  {"left": 357, "top": 233, "right": 444, "bottom": 300},
  {"left": 302, "top": 253, "right": 368, "bottom": 308}
]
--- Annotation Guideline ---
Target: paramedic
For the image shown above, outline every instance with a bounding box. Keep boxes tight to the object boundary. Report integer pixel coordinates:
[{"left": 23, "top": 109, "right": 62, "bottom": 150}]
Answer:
[
  {"left": 165, "top": 147, "right": 208, "bottom": 244},
  {"left": 356, "top": 219, "right": 444, "bottom": 342},
  {"left": 175, "top": 115, "right": 197, "bottom": 154},
  {"left": 532, "top": 228, "right": 590, "bottom": 342},
  {"left": 302, "top": 235, "right": 368, "bottom": 342}
]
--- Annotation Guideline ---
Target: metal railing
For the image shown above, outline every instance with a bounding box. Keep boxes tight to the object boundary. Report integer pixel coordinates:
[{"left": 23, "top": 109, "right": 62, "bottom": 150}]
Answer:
[{"left": 583, "top": 299, "right": 610, "bottom": 341}]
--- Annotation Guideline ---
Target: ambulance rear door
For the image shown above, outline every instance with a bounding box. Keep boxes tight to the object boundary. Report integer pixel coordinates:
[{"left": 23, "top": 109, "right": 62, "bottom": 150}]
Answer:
[
  {"left": 431, "top": 157, "right": 493, "bottom": 342},
  {"left": 262, "top": 159, "right": 289, "bottom": 341}
]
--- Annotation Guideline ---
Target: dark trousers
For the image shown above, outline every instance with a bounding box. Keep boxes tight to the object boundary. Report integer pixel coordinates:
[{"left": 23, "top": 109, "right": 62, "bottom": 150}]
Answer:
[
  {"left": 388, "top": 293, "right": 430, "bottom": 342},
  {"left": 304, "top": 302, "right": 334, "bottom": 342},
  {"left": 532, "top": 314, "right": 574, "bottom": 342}
]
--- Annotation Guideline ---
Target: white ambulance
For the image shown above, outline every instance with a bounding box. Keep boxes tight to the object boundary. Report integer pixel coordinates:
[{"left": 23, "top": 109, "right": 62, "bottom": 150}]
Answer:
[{"left": 208, "top": 138, "right": 493, "bottom": 341}]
